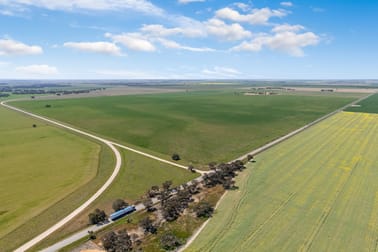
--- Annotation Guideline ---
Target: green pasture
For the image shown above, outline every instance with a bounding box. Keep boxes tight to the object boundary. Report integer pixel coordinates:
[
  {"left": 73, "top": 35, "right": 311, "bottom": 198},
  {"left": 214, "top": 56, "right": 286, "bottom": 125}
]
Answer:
[
  {"left": 187, "top": 112, "right": 378, "bottom": 252},
  {"left": 31, "top": 148, "right": 198, "bottom": 251},
  {"left": 0, "top": 106, "right": 101, "bottom": 250},
  {"left": 345, "top": 93, "right": 378, "bottom": 114},
  {"left": 12, "top": 91, "right": 359, "bottom": 165}
]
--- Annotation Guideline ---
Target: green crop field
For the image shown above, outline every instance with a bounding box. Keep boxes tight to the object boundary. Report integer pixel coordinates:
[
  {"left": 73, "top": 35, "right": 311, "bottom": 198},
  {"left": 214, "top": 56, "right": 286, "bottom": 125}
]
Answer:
[
  {"left": 345, "top": 93, "right": 378, "bottom": 114},
  {"left": 187, "top": 112, "right": 378, "bottom": 252},
  {"left": 0, "top": 106, "right": 100, "bottom": 249},
  {"left": 12, "top": 91, "right": 360, "bottom": 165}
]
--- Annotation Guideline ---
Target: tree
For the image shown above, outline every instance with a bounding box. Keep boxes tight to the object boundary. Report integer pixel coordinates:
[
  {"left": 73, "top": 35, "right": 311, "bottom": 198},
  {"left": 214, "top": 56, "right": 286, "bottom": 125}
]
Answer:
[
  {"left": 171, "top": 153, "right": 180, "bottom": 161},
  {"left": 247, "top": 154, "right": 254, "bottom": 162},
  {"left": 88, "top": 230, "right": 96, "bottom": 240},
  {"left": 162, "top": 180, "right": 173, "bottom": 191},
  {"left": 32, "top": 124, "right": 37, "bottom": 128},
  {"left": 139, "top": 217, "right": 157, "bottom": 234},
  {"left": 88, "top": 209, "right": 107, "bottom": 225},
  {"left": 160, "top": 232, "right": 182, "bottom": 251},
  {"left": 45, "top": 104, "right": 51, "bottom": 108},
  {"left": 188, "top": 165, "right": 196, "bottom": 173},
  {"left": 147, "top": 185, "right": 160, "bottom": 198},
  {"left": 142, "top": 198, "right": 155, "bottom": 212},
  {"left": 222, "top": 177, "right": 235, "bottom": 190},
  {"left": 208, "top": 162, "right": 217, "bottom": 170},
  {"left": 102, "top": 229, "right": 133, "bottom": 252},
  {"left": 194, "top": 202, "right": 214, "bottom": 218},
  {"left": 161, "top": 198, "right": 181, "bottom": 221},
  {"left": 112, "top": 199, "right": 128, "bottom": 211}
]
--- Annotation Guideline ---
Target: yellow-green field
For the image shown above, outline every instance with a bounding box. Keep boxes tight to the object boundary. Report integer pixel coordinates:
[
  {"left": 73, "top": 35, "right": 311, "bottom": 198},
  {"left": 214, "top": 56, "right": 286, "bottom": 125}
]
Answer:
[
  {"left": 0, "top": 107, "right": 100, "bottom": 249},
  {"left": 187, "top": 112, "right": 378, "bottom": 252}
]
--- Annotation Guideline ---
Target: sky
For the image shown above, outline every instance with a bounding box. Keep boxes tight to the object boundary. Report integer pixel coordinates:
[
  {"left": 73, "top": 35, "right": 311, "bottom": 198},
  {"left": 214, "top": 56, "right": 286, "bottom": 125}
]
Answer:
[{"left": 0, "top": 0, "right": 377, "bottom": 79}]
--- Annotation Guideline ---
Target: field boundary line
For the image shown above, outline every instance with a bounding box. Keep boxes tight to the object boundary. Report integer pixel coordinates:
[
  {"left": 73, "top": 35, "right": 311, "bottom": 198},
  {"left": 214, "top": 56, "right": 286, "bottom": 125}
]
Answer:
[
  {"left": 1, "top": 99, "right": 203, "bottom": 175},
  {"left": 0, "top": 100, "right": 123, "bottom": 252},
  {"left": 111, "top": 142, "right": 206, "bottom": 175},
  {"left": 1, "top": 92, "right": 373, "bottom": 251},
  {"left": 234, "top": 93, "right": 375, "bottom": 162},
  {"left": 1, "top": 99, "right": 203, "bottom": 251},
  {"left": 181, "top": 93, "right": 374, "bottom": 252}
]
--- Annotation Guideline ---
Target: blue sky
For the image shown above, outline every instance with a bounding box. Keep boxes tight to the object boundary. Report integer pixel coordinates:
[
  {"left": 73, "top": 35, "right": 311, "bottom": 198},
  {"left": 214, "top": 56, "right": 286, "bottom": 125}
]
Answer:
[{"left": 0, "top": 0, "right": 377, "bottom": 79}]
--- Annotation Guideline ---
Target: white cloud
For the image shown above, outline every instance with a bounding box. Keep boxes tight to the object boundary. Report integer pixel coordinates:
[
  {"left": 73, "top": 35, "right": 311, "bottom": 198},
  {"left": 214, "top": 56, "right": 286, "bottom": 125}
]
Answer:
[
  {"left": 16, "top": 64, "right": 58, "bottom": 75},
  {"left": 233, "top": 2, "right": 250, "bottom": 12},
  {"left": 141, "top": 24, "right": 205, "bottom": 38},
  {"left": 178, "top": 0, "right": 205, "bottom": 4},
  {"left": 140, "top": 19, "right": 251, "bottom": 43},
  {"left": 215, "top": 7, "right": 288, "bottom": 25},
  {"left": 0, "top": 39, "right": 43, "bottom": 56},
  {"left": 272, "top": 24, "right": 304, "bottom": 33},
  {"left": 232, "top": 30, "right": 319, "bottom": 56},
  {"left": 280, "top": 2, "right": 293, "bottom": 7},
  {"left": 63, "top": 41, "right": 122, "bottom": 56},
  {"left": 202, "top": 66, "right": 241, "bottom": 77},
  {"left": 157, "top": 38, "right": 214, "bottom": 52},
  {"left": 231, "top": 40, "right": 263, "bottom": 52},
  {"left": 0, "top": 0, "right": 164, "bottom": 15},
  {"left": 205, "top": 18, "right": 252, "bottom": 41},
  {"left": 106, "top": 33, "right": 156, "bottom": 52}
]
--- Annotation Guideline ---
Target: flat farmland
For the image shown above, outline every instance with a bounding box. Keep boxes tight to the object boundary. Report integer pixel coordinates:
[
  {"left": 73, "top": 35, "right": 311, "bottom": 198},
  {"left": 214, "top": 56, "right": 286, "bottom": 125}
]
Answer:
[
  {"left": 13, "top": 91, "right": 360, "bottom": 165},
  {"left": 0, "top": 106, "right": 100, "bottom": 249},
  {"left": 345, "top": 93, "right": 378, "bottom": 114},
  {"left": 32, "top": 148, "right": 198, "bottom": 251},
  {"left": 187, "top": 112, "right": 378, "bottom": 252}
]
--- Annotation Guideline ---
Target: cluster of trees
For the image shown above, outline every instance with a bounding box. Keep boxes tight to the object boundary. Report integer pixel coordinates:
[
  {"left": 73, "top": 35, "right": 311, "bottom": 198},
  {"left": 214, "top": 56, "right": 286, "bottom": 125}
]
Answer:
[
  {"left": 139, "top": 217, "right": 157, "bottom": 234},
  {"left": 88, "top": 199, "right": 129, "bottom": 225},
  {"left": 10, "top": 88, "right": 102, "bottom": 95},
  {"left": 97, "top": 159, "right": 247, "bottom": 251},
  {"left": 88, "top": 209, "right": 107, "bottom": 225},
  {"left": 161, "top": 183, "right": 200, "bottom": 222},
  {"left": 203, "top": 160, "right": 246, "bottom": 189},
  {"left": 102, "top": 229, "right": 133, "bottom": 252},
  {"left": 160, "top": 232, "right": 182, "bottom": 251},
  {"left": 144, "top": 180, "right": 201, "bottom": 223},
  {"left": 194, "top": 201, "right": 214, "bottom": 218},
  {"left": 112, "top": 199, "right": 129, "bottom": 211}
]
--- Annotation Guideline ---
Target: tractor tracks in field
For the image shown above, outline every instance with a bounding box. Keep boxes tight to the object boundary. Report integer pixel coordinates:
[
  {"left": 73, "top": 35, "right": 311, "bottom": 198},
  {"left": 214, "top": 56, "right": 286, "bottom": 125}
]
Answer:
[
  {"left": 299, "top": 160, "right": 359, "bottom": 252},
  {"left": 300, "top": 114, "right": 378, "bottom": 252},
  {"left": 189, "top": 108, "right": 351, "bottom": 252},
  {"left": 183, "top": 94, "right": 376, "bottom": 252},
  {"left": 236, "top": 114, "right": 359, "bottom": 252}
]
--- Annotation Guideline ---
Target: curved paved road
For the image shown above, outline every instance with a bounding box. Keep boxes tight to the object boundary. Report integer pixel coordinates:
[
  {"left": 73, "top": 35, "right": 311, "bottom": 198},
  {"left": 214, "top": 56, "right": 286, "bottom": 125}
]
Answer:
[
  {"left": 1, "top": 100, "right": 123, "bottom": 252},
  {"left": 0, "top": 99, "right": 201, "bottom": 251}
]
